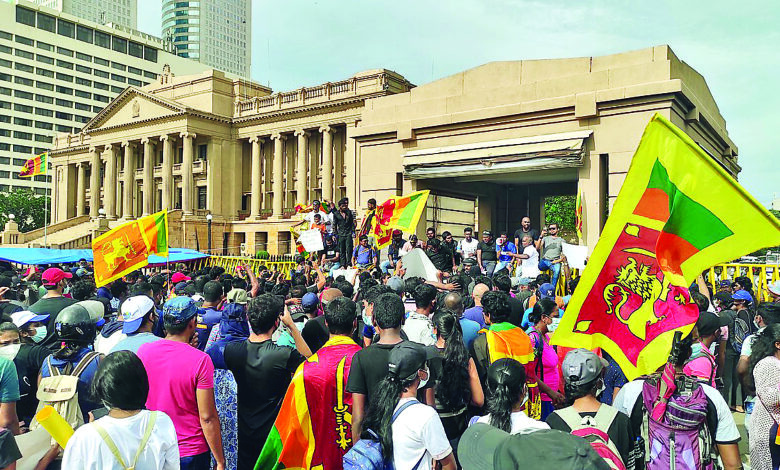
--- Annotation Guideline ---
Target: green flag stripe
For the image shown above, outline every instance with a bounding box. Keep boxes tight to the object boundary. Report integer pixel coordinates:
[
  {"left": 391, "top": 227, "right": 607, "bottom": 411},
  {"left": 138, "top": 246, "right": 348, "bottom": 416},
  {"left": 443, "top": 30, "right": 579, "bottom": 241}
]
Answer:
[
  {"left": 155, "top": 213, "right": 167, "bottom": 251},
  {"left": 647, "top": 160, "right": 732, "bottom": 249},
  {"left": 396, "top": 194, "right": 423, "bottom": 227}
]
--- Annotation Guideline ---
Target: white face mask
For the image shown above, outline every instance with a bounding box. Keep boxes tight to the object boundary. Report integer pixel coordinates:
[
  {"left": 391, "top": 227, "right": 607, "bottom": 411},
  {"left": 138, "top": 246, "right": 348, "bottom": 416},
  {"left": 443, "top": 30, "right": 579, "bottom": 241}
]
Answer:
[
  {"left": 0, "top": 343, "right": 21, "bottom": 361},
  {"left": 548, "top": 317, "right": 560, "bottom": 333},
  {"left": 418, "top": 367, "right": 430, "bottom": 389},
  {"left": 31, "top": 326, "right": 47, "bottom": 343}
]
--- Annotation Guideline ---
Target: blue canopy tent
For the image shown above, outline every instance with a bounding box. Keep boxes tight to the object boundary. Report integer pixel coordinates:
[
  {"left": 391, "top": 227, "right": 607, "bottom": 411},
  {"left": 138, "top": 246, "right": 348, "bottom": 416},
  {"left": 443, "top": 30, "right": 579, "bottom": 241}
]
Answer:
[{"left": 0, "top": 248, "right": 209, "bottom": 265}]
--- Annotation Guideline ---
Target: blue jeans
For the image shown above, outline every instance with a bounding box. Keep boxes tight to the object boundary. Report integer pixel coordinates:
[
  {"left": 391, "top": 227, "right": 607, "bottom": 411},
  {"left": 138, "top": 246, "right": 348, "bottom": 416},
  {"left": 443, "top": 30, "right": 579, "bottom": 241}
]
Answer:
[
  {"left": 481, "top": 260, "right": 496, "bottom": 277},
  {"left": 539, "top": 259, "right": 561, "bottom": 291},
  {"left": 180, "top": 451, "right": 211, "bottom": 470},
  {"left": 380, "top": 259, "right": 396, "bottom": 274}
]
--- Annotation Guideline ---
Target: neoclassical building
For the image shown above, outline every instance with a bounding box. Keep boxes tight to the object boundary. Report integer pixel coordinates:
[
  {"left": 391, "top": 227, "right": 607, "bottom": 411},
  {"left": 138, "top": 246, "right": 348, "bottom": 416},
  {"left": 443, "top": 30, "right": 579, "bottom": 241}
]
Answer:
[{"left": 42, "top": 45, "right": 738, "bottom": 255}]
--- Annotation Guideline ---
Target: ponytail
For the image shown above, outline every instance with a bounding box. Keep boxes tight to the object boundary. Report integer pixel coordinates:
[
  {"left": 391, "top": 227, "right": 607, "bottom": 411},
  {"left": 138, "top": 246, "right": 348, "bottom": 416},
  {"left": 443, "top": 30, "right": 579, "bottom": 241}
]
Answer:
[
  {"left": 486, "top": 381, "right": 515, "bottom": 432},
  {"left": 432, "top": 309, "right": 470, "bottom": 410},
  {"left": 485, "top": 358, "right": 526, "bottom": 433},
  {"left": 363, "top": 372, "right": 417, "bottom": 460}
]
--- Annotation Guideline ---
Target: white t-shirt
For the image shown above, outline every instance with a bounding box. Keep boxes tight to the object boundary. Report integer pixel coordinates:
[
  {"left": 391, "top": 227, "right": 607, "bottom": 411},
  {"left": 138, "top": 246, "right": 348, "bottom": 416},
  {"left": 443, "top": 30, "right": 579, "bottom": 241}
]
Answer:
[
  {"left": 392, "top": 398, "right": 452, "bottom": 469},
  {"left": 62, "top": 409, "right": 179, "bottom": 470},
  {"left": 519, "top": 245, "right": 540, "bottom": 279},
  {"left": 458, "top": 238, "right": 479, "bottom": 260},
  {"left": 305, "top": 211, "right": 333, "bottom": 232},
  {"left": 613, "top": 379, "right": 740, "bottom": 444},
  {"left": 402, "top": 312, "right": 436, "bottom": 347},
  {"left": 476, "top": 410, "right": 550, "bottom": 434},
  {"left": 740, "top": 327, "right": 763, "bottom": 357},
  {"left": 94, "top": 330, "right": 127, "bottom": 355}
]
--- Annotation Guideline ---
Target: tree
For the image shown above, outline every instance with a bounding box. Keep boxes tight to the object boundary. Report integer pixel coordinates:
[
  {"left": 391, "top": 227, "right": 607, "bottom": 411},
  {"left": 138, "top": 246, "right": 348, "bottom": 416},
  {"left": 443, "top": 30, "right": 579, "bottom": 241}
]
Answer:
[
  {"left": 544, "top": 195, "right": 576, "bottom": 231},
  {"left": 0, "top": 189, "right": 51, "bottom": 232}
]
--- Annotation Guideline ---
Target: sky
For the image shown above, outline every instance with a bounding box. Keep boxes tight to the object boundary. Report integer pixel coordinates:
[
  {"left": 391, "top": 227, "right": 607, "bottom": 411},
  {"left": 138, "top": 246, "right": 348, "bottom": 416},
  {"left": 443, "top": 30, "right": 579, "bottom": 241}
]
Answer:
[{"left": 137, "top": 0, "right": 777, "bottom": 206}]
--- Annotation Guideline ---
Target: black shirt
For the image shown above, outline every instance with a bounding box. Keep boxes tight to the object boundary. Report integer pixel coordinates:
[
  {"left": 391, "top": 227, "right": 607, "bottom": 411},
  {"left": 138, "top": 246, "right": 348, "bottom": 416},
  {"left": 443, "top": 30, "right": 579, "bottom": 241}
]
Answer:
[
  {"left": 331, "top": 209, "right": 355, "bottom": 237},
  {"left": 28, "top": 296, "right": 78, "bottom": 350},
  {"left": 477, "top": 240, "right": 497, "bottom": 262},
  {"left": 426, "top": 249, "right": 452, "bottom": 273},
  {"left": 346, "top": 341, "right": 406, "bottom": 400},
  {"left": 13, "top": 343, "right": 50, "bottom": 424},
  {"left": 319, "top": 246, "right": 339, "bottom": 262},
  {"left": 513, "top": 228, "right": 540, "bottom": 243},
  {"left": 545, "top": 406, "right": 635, "bottom": 466},
  {"left": 301, "top": 316, "right": 330, "bottom": 354},
  {"left": 224, "top": 339, "right": 305, "bottom": 469}
]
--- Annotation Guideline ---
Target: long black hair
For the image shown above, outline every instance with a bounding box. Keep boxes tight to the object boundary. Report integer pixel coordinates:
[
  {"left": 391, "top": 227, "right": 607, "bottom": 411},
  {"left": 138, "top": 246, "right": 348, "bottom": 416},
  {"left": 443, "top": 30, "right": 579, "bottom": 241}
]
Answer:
[
  {"left": 90, "top": 350, "right": 149, "bottom": 411},
  {"left": 748, "top": 323, "right": 780, "bottom": 387},
  {"left": 432, "top": 309, "right": 470, "bottom": 410},
  {"left": 485, "top": 358, "right": 526, "bottom": 433},
  {"left": 363, "top": 370, "right": 420, "bottom": 459},
  {"left": 528, "top": 298, "right": 557, "bottom": 325}
]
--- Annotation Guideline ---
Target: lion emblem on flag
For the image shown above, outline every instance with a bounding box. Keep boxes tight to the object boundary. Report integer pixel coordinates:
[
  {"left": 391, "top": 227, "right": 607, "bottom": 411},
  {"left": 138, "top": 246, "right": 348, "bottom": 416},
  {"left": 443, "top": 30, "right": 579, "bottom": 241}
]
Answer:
[
  {"left": 101, "top": 235, "right": 136, "bottom": 270},
  {"left": 603, "top": 256, "right": 666, "bottom": 340}
]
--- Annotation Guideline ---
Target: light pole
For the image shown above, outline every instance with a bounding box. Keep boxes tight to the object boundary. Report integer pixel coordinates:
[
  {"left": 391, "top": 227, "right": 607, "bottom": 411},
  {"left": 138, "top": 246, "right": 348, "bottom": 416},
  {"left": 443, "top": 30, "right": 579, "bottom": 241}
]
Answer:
[{"left": 206, "top": 213, "right": 213, "bottom": 254}]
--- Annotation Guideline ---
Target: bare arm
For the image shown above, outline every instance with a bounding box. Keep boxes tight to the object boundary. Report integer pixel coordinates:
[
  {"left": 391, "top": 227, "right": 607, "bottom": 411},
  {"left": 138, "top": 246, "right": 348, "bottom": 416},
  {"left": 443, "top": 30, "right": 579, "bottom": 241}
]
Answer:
[
  {"left": 468, "top": 358, "right": 485, "bottom": 407},
  {"left": 196, "top": 388, "right": 225, "bottom": 470},
  {"left": 311, "top": 260, "right": 326, "bottom": 292},
  {"left": 476, "top": 249, "right": 483, "bottom": 269},
  {"left": 716, "top": 443, "right": 741, "bottom": 470},
  {"left": 282, "top": 306, "right": 312, "bottom": 358},
  {"left": 351, "top": 393, "right": 366, "bottom": 444},
  {"left": 737, "top": 355, "right": 751, "bottom": 390},
  {"left": 438, "top": 453, "right": 457, "bottom": 470},
  {"left": 0, "top": 402, "right": 19, "bottom": 435},
  {"left": 696, "top": 274, "right": 711, "bottom": 302},
  {"left": 244, "top": 265, "right": 260, "bottom": 298}
]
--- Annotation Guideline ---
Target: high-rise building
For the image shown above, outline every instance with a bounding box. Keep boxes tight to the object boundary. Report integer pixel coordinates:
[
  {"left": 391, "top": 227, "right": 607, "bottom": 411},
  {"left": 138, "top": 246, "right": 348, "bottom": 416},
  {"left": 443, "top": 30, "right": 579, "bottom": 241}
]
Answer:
[
  {"left": 32, "top": 0, "right": 137, "bottom": 29},
  {"left": 0, "top": 0, "right": 217, "bottom": 195},
  {"left": 162, "top": 0, "right": 251, "bottom": 79}
]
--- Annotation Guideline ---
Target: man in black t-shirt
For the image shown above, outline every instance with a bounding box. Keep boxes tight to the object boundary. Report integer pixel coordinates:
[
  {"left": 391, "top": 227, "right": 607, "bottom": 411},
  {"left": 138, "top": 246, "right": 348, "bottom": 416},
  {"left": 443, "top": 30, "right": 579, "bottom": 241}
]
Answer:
[
  {"left": 330, "top": 198, "right": 355, "bottom": 267},
  {"left": 513, "top": 216, "right": 541, "bottom": 248},
  {"left": 224, "top": 294, "right": 311, "bottom": 470},
  {"left": 425, "top": 238, "right": 453, "bottom": 274},
  {"left": 476, "top": 230, "right": 498, "bottom": 277},
  {"left": 319, "top": 235, "right": 340, "bottom": 274},
  {"left": 28, "top": 268, "right": 77, "bottom": 350}
]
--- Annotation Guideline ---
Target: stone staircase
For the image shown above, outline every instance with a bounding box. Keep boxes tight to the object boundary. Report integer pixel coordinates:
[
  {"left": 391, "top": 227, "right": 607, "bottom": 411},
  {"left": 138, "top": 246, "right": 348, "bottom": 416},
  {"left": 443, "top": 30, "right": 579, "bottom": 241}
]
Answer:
[{"left": 22, "top": 218, "right": 128, "bottom": 249}]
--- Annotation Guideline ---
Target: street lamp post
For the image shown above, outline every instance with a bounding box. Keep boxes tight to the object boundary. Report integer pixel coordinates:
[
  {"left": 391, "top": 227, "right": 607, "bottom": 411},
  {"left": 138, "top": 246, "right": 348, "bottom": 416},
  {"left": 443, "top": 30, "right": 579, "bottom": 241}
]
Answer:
[{"left": 206, "top": 213, "right": 213, "bottom": 254}]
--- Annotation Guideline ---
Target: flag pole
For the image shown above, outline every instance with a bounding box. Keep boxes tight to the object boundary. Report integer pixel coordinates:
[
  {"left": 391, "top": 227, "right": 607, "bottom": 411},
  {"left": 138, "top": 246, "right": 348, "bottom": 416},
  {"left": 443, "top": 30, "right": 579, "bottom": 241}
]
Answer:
[{"left": 43, "top": 165, "right": 49, "bottom": 247}]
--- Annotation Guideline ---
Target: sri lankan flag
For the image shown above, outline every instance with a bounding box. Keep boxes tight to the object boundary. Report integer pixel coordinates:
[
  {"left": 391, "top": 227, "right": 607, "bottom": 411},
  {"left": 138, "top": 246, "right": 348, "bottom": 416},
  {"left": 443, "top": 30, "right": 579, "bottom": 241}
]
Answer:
[
  {"left": 552, "top": 114, "right": 780, "bottom": 379},
  {"left": 295, "top": 202, "right": 328, "bottom": 214},
  {"left": 370, "top": 190, "right": 430, "bottom": 249},
  {"left": 92, "top": 211, "right": 169, "bottom": 287},
  {"left": 19, "top": 152, "right": 48, "bottom": 177},
  {"left": 256, "top": 336, "right": 361, "bottom": 470},
  {"left": 575, "top": 190, "right": 583, "bottom": 240},
  {"left": 484, "top": 322, "right": 542, "bottom": 420}
]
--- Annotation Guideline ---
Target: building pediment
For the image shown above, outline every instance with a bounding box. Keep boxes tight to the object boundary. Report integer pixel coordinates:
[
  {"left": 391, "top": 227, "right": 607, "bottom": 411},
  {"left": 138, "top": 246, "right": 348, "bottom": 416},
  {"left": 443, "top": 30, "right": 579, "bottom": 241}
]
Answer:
[{"left": 82, "top": 87, "right": 190, "bottom": 133}]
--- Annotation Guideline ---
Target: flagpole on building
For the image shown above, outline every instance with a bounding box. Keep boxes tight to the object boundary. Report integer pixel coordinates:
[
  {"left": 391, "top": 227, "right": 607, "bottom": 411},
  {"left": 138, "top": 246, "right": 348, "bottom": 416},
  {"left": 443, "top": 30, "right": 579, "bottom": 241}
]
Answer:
[{"left": 43, "top": 163, "right": 49, "bottom": 247}]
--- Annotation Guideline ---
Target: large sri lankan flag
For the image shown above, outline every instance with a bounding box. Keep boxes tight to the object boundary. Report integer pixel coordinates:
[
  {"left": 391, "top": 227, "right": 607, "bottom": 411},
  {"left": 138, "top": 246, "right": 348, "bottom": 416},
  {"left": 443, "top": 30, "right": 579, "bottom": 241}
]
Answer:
[
  {"left": 371, "top": 190, "right": 430, "bottom": 248},
  {"left": 19, "top": 152, "right": 48, "bottom": 177},
  {"left": 552, "top": 114, "right": 780, "bottom": 379},
  {"left": 92, "top": 211, "right": 168, "bottom": 287},
  {"left": 256, "top": 336, "right": 361, "bottom": 470}
]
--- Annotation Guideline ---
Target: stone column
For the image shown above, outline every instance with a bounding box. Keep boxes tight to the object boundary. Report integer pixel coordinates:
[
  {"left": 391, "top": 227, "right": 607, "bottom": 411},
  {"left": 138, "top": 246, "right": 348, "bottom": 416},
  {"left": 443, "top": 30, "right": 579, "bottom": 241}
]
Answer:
[
  {"left": 321, "top": 125, "right": 333, "bottom": 201},
  {"left": 103, "top": 144, "right": 117, "bottom": 219},
  {"left": 142, "top": 137, "right": 154, "bottom": 216},
  {"left": 160, "top": 135, "right": 173, "bottom": 211},
  {"left": 180, "top": 132, "right": 196, "bottom": 215},
  {"left": 89, "top": 147, "right": 100, "bottom": 218},
  {"left": 249, "top": 136, "right": 263, "bottom": 219},
  {"left": 76, "top": 163, "right": 86, "bottom": 216},
  {"left": 295, "top": 130, "right": 309, "bottom": 204},
  {"left": 271, "top": 133, "right": 285, "bottom": 218},
  {"left": 121, "top": 141, "right": 135, "bottom": 219}
]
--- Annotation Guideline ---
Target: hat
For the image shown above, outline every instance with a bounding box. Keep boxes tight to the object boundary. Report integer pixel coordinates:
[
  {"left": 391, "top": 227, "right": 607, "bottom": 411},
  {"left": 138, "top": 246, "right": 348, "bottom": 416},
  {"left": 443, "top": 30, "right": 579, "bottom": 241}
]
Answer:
[
  {"left": 10, "top": 310, "right": 49, "bottom": 328},
  {"left": 174, "top": 282, "right": 189, "bottom": 295},
  {"left": 42, "top": 268, "right": 72, "bottom": 287},
  {"left": 457, "top": 423, "right": 506, "bottom": 469},
  {"left": 338, "top": 197, "right": 348, "bottom": 205},
  {"left": 171, "top": 272, "right": 191, "bottom": 284},
  {"left": 538, "top": 283, "right": 556, "bottom": 299},
  {"left": 731, "top": 290, "right": 754, "bottom": 303},
  {"left": 769, "top": 280, "right": 780, "bottom": 297},
  {"left": 517, "top": 277, "right": 531, "bottom": 286},
  {"left": 386, "top": 276, "right": 405, "bottom": 295},
  {"left": 120, "top": 296, "right": 156, "bottom": 334},
  {"left": 718, "top": 279, "right": 732, "bottom": 288},
  {"left": 76, "top": 300, "right": 107, "bottom": 328},
  {"left": 696, "top": 312, "right": 730, "bottom": 337},
  {"left": 163, "top": 296, "right": 199, "bottom": 325},
  {"left": 482, "top": 230, "right": 492, "bottom": 236},
  {"left": 387, "top": 342, "right": 435, "bottom": 380},
  {"left": 227, "top": 288, "right": 249, "bottom": 305},
  {"left": 561, "top": 348, "right": 608, "bottom": 387},
  {"left": 301, "top": 292, "right": 319, "bottom": 313}
]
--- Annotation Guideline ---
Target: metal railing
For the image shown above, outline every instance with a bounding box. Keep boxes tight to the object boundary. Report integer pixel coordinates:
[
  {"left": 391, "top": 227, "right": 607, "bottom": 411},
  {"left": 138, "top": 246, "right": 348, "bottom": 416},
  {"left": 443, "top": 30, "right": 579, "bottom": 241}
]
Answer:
[{"left": 193, "top": 256, "right": 297, "bottom": 276}]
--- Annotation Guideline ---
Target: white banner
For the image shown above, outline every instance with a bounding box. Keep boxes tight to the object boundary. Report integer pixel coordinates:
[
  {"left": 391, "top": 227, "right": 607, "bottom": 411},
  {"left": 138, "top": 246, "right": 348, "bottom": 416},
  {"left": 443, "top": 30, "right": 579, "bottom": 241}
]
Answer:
[{"left": 298, "top": 229, "right": 324, "bottom": 253}]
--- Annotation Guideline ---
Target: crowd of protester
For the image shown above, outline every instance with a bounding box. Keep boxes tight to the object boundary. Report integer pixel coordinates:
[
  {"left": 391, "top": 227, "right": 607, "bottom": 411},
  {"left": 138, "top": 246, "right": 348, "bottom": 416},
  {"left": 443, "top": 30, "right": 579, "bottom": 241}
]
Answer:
[{"left": 0, "top": 211, "right": 776, "bottom": 470}]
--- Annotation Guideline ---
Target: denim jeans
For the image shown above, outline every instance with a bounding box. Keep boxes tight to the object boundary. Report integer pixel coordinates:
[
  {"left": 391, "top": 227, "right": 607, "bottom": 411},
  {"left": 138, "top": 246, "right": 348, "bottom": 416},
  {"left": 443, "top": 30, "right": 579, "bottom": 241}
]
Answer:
[
  {"left": 180, "top": 452, "right": 211, "bottom": 470},
  {"left": 539, "top": 259, "right": 561, "bottom": 290},
  {"left": 380, "top": 259, "right": 395, "bottom": 274},
  {"left": 481, "top": 260, "right": 496, "bottom": 277}
]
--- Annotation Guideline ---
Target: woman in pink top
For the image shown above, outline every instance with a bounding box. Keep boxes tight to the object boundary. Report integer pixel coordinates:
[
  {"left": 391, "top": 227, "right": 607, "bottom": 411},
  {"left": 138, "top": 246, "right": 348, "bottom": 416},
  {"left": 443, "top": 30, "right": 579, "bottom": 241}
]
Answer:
[
  {"left": 683, "top": 312, "right": 729, "bottom": 387},
  {"left": 528, "top": 298, "right": 563, "bottom": 420}
]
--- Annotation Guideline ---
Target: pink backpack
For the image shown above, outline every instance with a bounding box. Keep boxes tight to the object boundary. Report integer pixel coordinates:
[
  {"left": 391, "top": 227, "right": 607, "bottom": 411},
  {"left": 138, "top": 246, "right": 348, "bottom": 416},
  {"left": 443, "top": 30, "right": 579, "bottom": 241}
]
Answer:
[{"left": 554, "top": 406, "right": 627, "bottom": 470}]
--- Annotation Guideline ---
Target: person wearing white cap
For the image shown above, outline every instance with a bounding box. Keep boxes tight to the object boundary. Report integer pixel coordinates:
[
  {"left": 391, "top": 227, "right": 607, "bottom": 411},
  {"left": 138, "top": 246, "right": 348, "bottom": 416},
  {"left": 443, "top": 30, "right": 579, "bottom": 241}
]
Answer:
[
  {"left": 110, "top": 296, "right": 161, "bottom": 354},
  {"left": 768, "top": 280, "right": 780, "bottom": 302},
  {"left": 9, "top": 311, "right": 51, "bottom": 426}
]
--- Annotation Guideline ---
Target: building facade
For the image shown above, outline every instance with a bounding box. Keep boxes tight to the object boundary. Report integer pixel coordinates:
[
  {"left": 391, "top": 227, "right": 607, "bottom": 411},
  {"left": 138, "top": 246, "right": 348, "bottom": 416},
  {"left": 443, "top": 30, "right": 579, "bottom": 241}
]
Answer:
[
  {"left": 45, "top": 46, "right": 738, "bottom": 255},
  {"left": 162, "top": 0, "right": 251, "bottom": 79},
  {"left": 33, "top": 0, "right": 137, "bottom": 29},
  {"left": 0, "top": 0, "right": 221, "bottom": 195}
]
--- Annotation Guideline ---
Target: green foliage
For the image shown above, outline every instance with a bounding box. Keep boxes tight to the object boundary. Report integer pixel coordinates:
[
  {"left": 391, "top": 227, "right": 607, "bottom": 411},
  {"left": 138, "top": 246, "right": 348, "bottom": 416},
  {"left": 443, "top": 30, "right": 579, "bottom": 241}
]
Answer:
[
  {"left": 255, "top": 250, "right": 270, "bottom": 259},
  {"left": 0, "top": 188, "right": 50, "bottom": 232},
  {"left": 544, "top": 195, "right": 576, "bottom": 231}
]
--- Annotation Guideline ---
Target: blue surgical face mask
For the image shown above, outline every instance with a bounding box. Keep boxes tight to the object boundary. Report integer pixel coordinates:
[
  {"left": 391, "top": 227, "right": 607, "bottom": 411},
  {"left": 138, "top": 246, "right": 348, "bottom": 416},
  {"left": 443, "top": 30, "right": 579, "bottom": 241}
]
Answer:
[{"left": 31, "top": 326, "right": 47, "bottom": 343}]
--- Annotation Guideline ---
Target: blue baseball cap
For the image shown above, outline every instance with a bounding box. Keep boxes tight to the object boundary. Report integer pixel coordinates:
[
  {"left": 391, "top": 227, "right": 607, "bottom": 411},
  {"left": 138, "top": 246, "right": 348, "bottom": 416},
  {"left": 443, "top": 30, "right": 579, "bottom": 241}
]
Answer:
[
  {"left": 539, "top": 283, "right": 556, "bottom": 299},
  {"left": 163, "top": 296, "right": 199, "bottom": 325},
  {"left": 731, "top": 290, "right": 754, "bottom": 303},
  {"left": 301, "top": 292, "right": 319, "bottom": 313}
]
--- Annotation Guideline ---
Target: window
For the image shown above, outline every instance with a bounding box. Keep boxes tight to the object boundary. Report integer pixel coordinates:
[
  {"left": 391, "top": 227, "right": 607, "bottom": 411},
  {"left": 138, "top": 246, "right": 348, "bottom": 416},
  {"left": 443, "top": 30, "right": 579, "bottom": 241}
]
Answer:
[
  {"left": 74, "top": 115, "right": 89, "bottom": 124},
  {"left": 75, "top": 65, "right": 91, "bottom": 74},
  {"left": 34, "top": 188, "right": 46, "bottom": 195},
  {"left": 0, "top": 58, "right": 10, "bottom": 68},
  {"left": 35, "top": 108, "right": 53, "bottom": 117},
  {"left": 75, "top": 102, "right": 91, "bottom": 110},
  {"left": 14, "top": 76, "right": 33, "bottom": 87},
  {"left": 144, "top": 46, "right": 158, "bottom": 62},
  {"left": 35, "top": 82, "right": 54, "bottom": 91},
  {"left": 13, "top": 90, "right": 32, "bottom": 100},
  {"left": 75, "top": 52, "right": 91, "bottom": 62},
  {"left": 57, "top": 47, "right": 73, "bottom": 57},
  {"left": 37, "top": 54, "right": 54, "bottom": 65},
  {"left": 94, "top": 31, "right": 110, "bottom": 49},
  {"left": 111, "top": 62, "right": 126, "bottom": 71},
  {"left": 94, "top": 57, "right": 109, "bottom": 67},
  {"left": 35, "top": 121, "right": 53, "bottom": 130},
  {"left": 13, "top": 117, "right": 31, "bottom": 126},
  {"left": 143, "top": 70, "right": 157, "bottom": 80},
  {"left": 0, "top": 32, "right": 11, "bottom": 40},
  {"left": 56, "top": 86, "right": 73, "bottom": 96},
  {"left": 15, "top": 49, "right": 34, "bottom": 59},
  {"left": 76, "top": 25, "right": 93, "bottom": 44},
  {"left": 34, "top": 134, "right": 52, "bottom": 143},
  {"left": 33, "top": 175, "right": 47, "bottom": 182},
  {"left": 128, "top": 78, "right": 142, "bottom": 86},
  {"left": 94, "top": 70, "right": 109, "bottom": 79},
  {"left": 56, "top": 60, "right": 73, "bottom": 70},
  {"left": 36, "top": 41, "right": 53, "bottom": 51},
  {"left": 0, "top": 171, "right": 9, "bottom": 179},
  {"left": 0, "top": 101, "right": 10, "bottom": 109},
  {"left": 57, "top": 19, "right": 75, "bottom": 38},
  {"left": 56, "top": 73, "right": 73, "bottom": 83},
  {"left": 0, "top": 115, "right": 8, "bottom": 123},
  {"left": 92, "top": 106, "right": 103, "bottom": 113},
  {"left": 111, "top": 86, "right": 124, "bottom": 93},
  {"left": 14, "top": 63, "right": 33, "bottom": 73},
  {"left": 197, "top": 186, "right": 207, "bottom": 210},
  {"left": 13, "top": 131, "right": 32, "bottom": 140},
  {"left": 111, "top": 36, "right": 127, "bottom": 54},
  {"left": 0, "top": 87, "right": 9, "bottom": 96},
  {"left": 128, "top": 41, "right": 143, "bottom": 58},
  {"left": 37, "top": 13, "right": 56, "bottom": 32},
  {"left": 16, "top": 6, "right": 35, "bottom": 27},
  {"left": 198, "top": 144, "right": 207, "bottom": 161},
  {"left": 12, "top": 146, "right": 31, "bottom": 155},
  {"left": 15, "top": 35, "right": 33, "bottom": 46},
  {"left": 55, "top": 98, "right": 72, "bottom": 107},
  {"left": 0, "top": 45, "right": 10, "bottom": 54},
  {"left": 94, "top": 94, "right": 110, "bottom": 103},
  {"left": 35, "top": 94, "right": 53, "bottom": 104},
  {"left": 128, "top": 66, "right": 142, "bottom": 76},
  {"left": 75, "top": 90, "right": 91, "bottom": 99},
  {"left": 0, "top": 129, "right": 9, "bottom": 137},
  {"left": 13, "top": 103, "right": 32, "bottom": 113},
  {"left": 94, "top": 81, "right": 109, "bottom": 90},
  {"left": 0, "top": 155, "right": 9, "bottom": 162},
  {"left": 36, "top": 68, "right": 54, "bottom": 78},
  {"left": 55, "top": 125, "right": 72, "bottom": 133},
  {"left": 55, "top": 111, "right": 72, "bottom": 120},
  {"left": 111, "top": 73, "right": 126, "bottom": 83}
]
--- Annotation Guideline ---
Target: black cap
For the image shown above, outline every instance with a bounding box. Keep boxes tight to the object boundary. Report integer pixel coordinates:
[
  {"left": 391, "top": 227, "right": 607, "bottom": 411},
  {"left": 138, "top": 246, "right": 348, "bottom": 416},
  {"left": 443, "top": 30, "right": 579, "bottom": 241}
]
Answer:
[
  {"left": 696, "top": 312, "right": 730, "bottom": 337},
  {"left": 387, "top": 342, "right": 435, "bottom": 379},
  {"left": 482, "top": 230, "right": 492, "bottom": 236}
]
